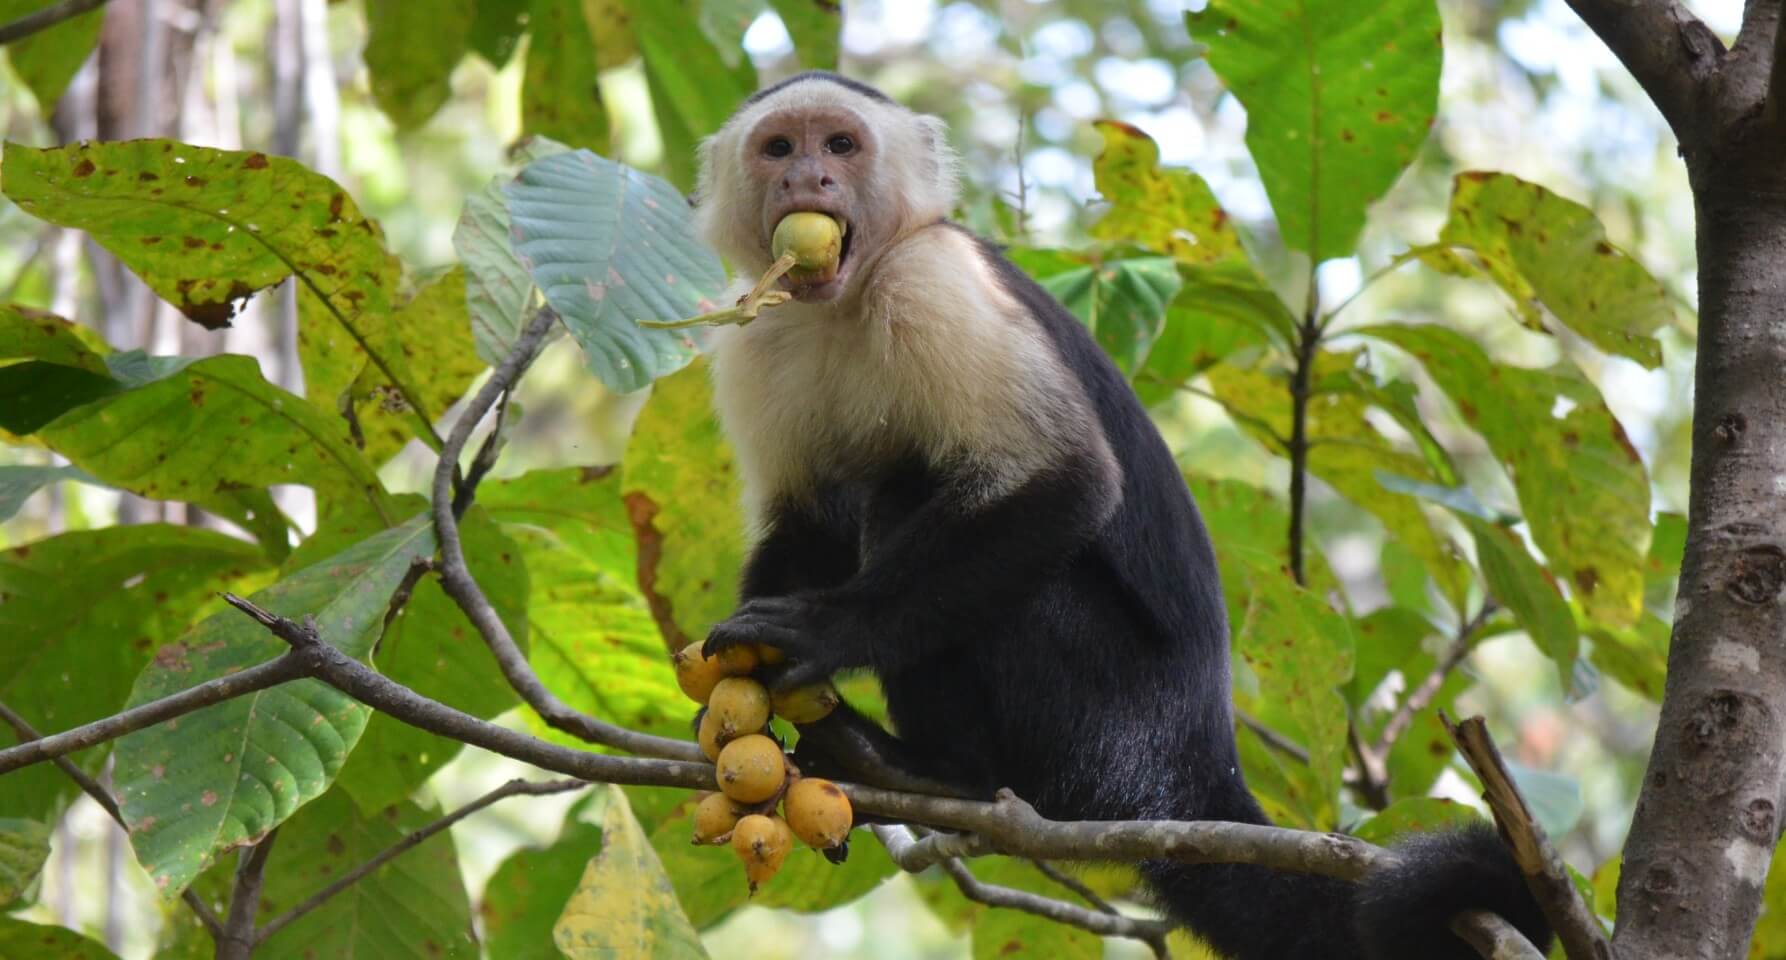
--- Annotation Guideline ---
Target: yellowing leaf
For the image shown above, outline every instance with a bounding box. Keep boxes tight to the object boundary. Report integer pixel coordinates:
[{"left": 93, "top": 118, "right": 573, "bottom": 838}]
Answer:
[{"left": 554, "top": 786, "right": 708, "bottom": 959}]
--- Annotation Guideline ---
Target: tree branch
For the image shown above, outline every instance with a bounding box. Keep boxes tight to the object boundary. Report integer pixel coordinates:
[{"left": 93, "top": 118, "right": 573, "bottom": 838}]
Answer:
[
  {"left": 0, "top": 701, "right": 223, "bottom": 939},
  {"left": 426, "top": 306, "right": 703, "bottom": 764},
  {"left": 1560, "top": 0, "right": 1720, "bottom": 133},
  {"left": 0, "top": 0, "right": 110, "bottom": 44},
  {"left": 1451, "top": 910, "right": 1549, "bottom": 960},
  {"left": 255, "top": 777, "right": 585, "bottom": 944},
  {"left": 1286, "top": 307, "right": 1321, "bottom": 585},
  {"left": 1445, "top": 715, "right": 1611, "bottom": 960},
  {"left": 1763, "top": 0, "right": 1786, "bottom": 127},
  {"left": 216, "top": 831, "right": 277, "bottom": 960},
  {"left": 0, "top": 652, "right": 308, "bottom": 775},
  {"left": 873, "top": 825, "right": 1175, "bottom": 958}
]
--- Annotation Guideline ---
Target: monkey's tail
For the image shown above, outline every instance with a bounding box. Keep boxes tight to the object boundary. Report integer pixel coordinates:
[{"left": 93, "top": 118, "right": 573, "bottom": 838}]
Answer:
[{"left": 1141, "top": 817, "right": 1553, "bottom": 959}]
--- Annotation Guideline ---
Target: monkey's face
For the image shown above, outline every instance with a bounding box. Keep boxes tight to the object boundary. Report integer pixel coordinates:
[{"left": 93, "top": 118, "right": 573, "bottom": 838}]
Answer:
[{"left": 743, "top": 106, "right": 875, "bottom": 303}]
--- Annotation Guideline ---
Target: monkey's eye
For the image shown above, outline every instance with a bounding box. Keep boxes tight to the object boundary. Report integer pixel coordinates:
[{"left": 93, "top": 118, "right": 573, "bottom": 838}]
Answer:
[
  {"left": 763, "top": 137, "right": 794, "bottom": 159},
  {"left": 825, "top": 134, "right": 856, "bottom": 155}
]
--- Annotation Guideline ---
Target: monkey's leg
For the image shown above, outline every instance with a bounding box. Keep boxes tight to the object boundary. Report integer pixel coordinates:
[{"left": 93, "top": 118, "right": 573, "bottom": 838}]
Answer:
[{"left": 790, "top": 700, "right": 979, "bottom": 799}]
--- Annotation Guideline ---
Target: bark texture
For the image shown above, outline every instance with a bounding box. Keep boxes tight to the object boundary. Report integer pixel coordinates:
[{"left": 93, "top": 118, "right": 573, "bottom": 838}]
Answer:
[{"left": 1609, "top": 4, "right": 1786, "bottom": 947}]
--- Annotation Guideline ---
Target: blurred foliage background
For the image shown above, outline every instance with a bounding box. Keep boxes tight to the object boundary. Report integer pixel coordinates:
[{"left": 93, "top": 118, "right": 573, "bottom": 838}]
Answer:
[{"left": 0, "top": 0, "right": 1732, "bottom": 956}]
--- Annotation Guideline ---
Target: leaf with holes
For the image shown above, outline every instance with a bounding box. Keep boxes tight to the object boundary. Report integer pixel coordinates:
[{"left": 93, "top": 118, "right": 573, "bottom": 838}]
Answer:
[
  {"left": 2, "top": 140, "right": 392, "bottom": 332},
  {"left": 113, "top": 517, "right": 435, "bottom": 898},
  {"left": 1426, "top": 172, "right": 1673, "bottom": 368},
  {"left": 256, "top": 789, "right": 476, "bottom": 960},
  {"left": 1186, "top": 0, "right": 1441, "bottom": 261},
  {"left": 1361, "top": 323, "right": 1650, "bottom": 627},
  {"left": 620, "top": 360, "right": 743, "bottom": 651},
  {"left": 555, "top": 786, "right": 708, "bottom": 958},
  {"left": 14, "top": 352, "right": 393, "bottom": 522},
  {"left": 0, "top": 526, "right": 269, "bottom": 825},
  {"left": 506, "top": 150, "right": 725, "bottom": 393},
  {"left": 365, "top": 0, "right": 474, "bottom": 129}
]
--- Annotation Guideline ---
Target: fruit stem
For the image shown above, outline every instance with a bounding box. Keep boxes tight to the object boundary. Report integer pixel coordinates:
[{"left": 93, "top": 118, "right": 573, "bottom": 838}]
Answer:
[{"left": 637, "top": 254, "right": 800, "bottom": 329}]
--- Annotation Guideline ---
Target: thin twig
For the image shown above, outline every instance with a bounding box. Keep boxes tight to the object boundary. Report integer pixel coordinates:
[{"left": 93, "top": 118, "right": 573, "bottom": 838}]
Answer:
[
  {"left": 0, "top": 701, "right": 223, "bottom": 938},
  {"left": 1237, "top": 708, "right": 1311, "bottom": 765},
  {"left": 0, "top": 653, "right": 308, "bottom": 775},
  {"left": 429, "top": 306, "right": 702, "bottom": 763},
  {"left": 875, "top": 825, "right": 1174, "bottom": 958},
  {"left": 255, "top": 777, "right": 584, "bottom": 944},
  {"left": 1286, "top": 283, "right": 1322, "bottom": 585},
  {"left": 216, "top": 831, "right": 278, "bottom": 960},
  {"left": 0, "top": 0, "right": 110, "bottom": 44},
  {"left": 1029, "top": 859, "right": 1118, "bottom": 915},
  {"left": 1445, "top": 715, "right": 1611, "bottom": 960},
  {"left": 1370, "top": 600, "right": 1498, "bottom": 761}
]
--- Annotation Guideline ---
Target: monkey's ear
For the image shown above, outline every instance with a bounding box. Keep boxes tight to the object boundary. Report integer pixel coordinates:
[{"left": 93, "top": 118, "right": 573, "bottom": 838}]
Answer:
[{"left": 915, "top": 114, "right": 961, "bottom": 203}]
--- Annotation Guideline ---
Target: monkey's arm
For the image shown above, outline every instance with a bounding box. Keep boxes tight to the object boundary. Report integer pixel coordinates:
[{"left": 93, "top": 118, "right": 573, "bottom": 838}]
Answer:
[{"left": 707, "top": 449, "right": 1116, "bottom": 685}]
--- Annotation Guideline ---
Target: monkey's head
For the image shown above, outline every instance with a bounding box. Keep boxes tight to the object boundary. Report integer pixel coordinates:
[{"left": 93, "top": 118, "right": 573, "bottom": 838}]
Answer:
[{"left": 696, "top": 72, "right": 960, "bottom": 304}]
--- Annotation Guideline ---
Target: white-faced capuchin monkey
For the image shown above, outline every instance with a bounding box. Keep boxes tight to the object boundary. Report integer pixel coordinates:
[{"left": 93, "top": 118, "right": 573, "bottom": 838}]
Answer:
[{"left": 693, "top": 71, "right": 1551, "bottom": 960}]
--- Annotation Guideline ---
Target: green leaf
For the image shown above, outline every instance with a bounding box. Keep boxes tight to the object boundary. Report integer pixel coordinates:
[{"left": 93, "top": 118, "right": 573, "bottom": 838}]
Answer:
[
  {"left": 581, "top": 0, "right": 641, "bottom": 68},
  {"left": 1135, "top": 277, "right": 1283, "bottom": 406},
  {"left": 0, "top": 918, "right": 121, "bottom": 959},
  {"left": 1186, "top": 0, "right": 1442, "bottom": 261},
  {"left": 469, "top": 0, "right": 530, "bottom": 66},
  {"left": 1345, "top": 605, "right": 1435, "bottom": 709},
  {"left": 0, "top": 464, "right": 88, "bottom": 521},
  {"left": 1008, "top": 249, "right": 1180, "bottom": 376},
  {"left": 365, "top": 0, "right": 474, "bottom": 129},
  {"left": 507, "top": 149, "right": 725, "bottom": 393},
  {"left": 483, "top": 814, "right": 606, "bottom": 959},
  {"left": 23, "top": 352, "right": 392, "bottom": 520},
  {"left": 0, "top": 0, "right": 104, "bottom": 108},
  {"left": 334, "top": 504, "right": 528, "bottom": 812},
  {"left": 524, "top": 0, "right": 611, "bottom": 152},
  {"left": 481, "top": 467, "right": 688, "bottom": 741},
  {"left": 630, "top": 0, "right": 755, "bottom": 190},
  {"left": 2, "top": 140, "right": 393, "bottom": 333},
  {"left": 1362, "top": 323, "right": 1650, "bottom": 627},
  {"left": 697, "top": 0, "right": 765, "bottom": 68},
  {"left": 0, "top": 526, "right": 268, "bottom": 824},
  {"left": 1229, "top": 561, "right": 1353, "bottom": 828},
  {"left": 768, "top": 0, "right": 842, "bottom": 69},
  {"left": 1352, "top": 797, "right": 1482, "bottom": 845},
  {"left": 1428, "top": 172, "right": 1673, "bottom": 368},
  {"left": 0, "top": 360, "right": 121, "bottom": 434},
  {"left": 1588, "top": 615, "right": 1669, "bottom": 701},
  {"left": 114, "top": 517, "right": 436, "bottom": 898},
  {"left": 555, "top": 786, "right": 709, "bottom": 959},
  {"left": 1463, "top": 517, "right": 1578, "bottom": 682},
  {"left": 620, "top": 359, "right": 743, "bottom": 650},
  {"left": 1506, "top": 760, "right": 1582, "bottom": 837},
  {"left": 0, "top": 818, "right": 50, "bottom": 907},
  {"left": 256, "top": 789, "right": 477, "bottom": 960},
  {"left": 0, "top": 305, "right": 109, "bottom": 370},
  {"left": 333, "top": 267, "right": 485, "bottom": 466}
]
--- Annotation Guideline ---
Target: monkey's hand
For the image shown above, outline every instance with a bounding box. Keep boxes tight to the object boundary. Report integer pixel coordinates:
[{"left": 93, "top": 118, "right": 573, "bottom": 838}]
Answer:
[{"left": 703, "top": 595, "right": 858, "bottom": 690}]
